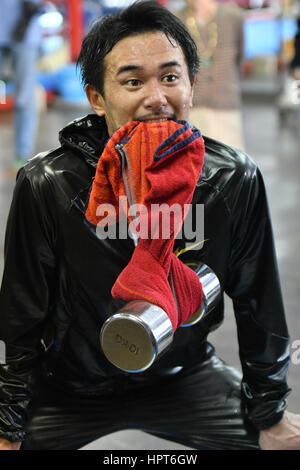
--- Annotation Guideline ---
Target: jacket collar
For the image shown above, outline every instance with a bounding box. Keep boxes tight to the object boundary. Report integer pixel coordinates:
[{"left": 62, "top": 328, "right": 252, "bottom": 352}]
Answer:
[{"left": 59, "top": 114, "right": 109, "bottom": 168}]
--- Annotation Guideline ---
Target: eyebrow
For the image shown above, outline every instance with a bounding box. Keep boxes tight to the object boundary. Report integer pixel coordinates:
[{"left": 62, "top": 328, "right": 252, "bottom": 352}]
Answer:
[{"left": 116, "top": 61, "right": 182, "bottom": 76}]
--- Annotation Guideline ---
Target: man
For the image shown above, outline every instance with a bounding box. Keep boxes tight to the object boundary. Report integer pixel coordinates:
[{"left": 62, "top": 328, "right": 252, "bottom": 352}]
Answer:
[
  {"left": 290, "top": 16, "right": 300, "bottom": 80},
  {"left": 0, "top": 0, "right": 300, "bottom": 451},
  {"left": 0, "top": 0, "right": 43, "bottom": 167},
  {"left": 290, "top": 16, "right": 300, "bottom": 133}
]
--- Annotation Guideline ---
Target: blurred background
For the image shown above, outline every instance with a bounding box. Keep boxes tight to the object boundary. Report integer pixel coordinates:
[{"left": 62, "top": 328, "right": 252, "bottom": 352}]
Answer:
[{"left": 0, "top": 0, "right": 300, "bottom": 450}]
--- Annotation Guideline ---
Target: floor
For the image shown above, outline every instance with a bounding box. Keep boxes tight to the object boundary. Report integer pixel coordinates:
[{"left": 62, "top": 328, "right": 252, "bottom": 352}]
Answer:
[{"left": 0, "top": 84, "right": 300, "bottom": 450}]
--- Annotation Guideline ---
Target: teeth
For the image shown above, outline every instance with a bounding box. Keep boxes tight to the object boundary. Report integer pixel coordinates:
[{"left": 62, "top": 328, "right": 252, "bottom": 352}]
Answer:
[{"left": 144, "top": 118, "right": 168, "bottom": 123}]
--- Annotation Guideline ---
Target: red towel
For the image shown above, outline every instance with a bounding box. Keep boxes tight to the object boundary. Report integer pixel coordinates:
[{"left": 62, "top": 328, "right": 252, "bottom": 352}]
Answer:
[{"left": 86, "top": 120, "right": 205, "bottom": 330}]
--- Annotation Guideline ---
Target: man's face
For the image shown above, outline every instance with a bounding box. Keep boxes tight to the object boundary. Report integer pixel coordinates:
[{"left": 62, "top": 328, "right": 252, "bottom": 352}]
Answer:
[{"left": 87, "top": 32, "right": 194, "bottom": 135}]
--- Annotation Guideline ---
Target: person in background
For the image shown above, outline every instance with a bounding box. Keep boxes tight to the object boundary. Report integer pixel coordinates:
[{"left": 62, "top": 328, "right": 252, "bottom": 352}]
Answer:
[
  {"left": 0, "top": 0, "right": 43, "bottom": 167},
  {"left": 174, "top": 0, "right": 245, "bottom": 149},
  {"left": 289, "top": 15, "right": 300, "bottom": 132},
  {"left": 290, "top": 16, "right": 300, "bottom": 80}
]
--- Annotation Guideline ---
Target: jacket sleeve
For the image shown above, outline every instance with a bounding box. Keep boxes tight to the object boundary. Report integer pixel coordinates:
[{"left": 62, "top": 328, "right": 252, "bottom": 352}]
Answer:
[
  {"left": 0, "top": 169, "right": 56, "bottom": 442},
  {"left": 225, "top": 164, "right": 291, "bottom": 431}
]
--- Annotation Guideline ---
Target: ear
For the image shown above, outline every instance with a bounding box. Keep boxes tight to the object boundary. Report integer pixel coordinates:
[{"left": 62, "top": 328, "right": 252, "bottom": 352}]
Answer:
[{"left": 85, "top": 84, "right": 106, "bottom": 117}]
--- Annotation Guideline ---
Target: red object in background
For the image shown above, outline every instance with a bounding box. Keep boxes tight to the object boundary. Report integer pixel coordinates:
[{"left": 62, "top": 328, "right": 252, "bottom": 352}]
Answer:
[
  {"left": 0, "top": 95, "right": 14, "bottom": 111},
  {"left": 67, "top": 0, "right": 84, "bottom": 62},
  {"left": 157, "top": 0, "right": 168, "bottom": 5},
  {"left": 0, "top": 91, "right": 57, "bottom": 112}
]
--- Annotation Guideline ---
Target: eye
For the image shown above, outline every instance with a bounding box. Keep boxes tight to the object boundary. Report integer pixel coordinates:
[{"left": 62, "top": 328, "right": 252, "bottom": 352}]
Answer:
[
  {"left": 125, "top": 79, "right": 142, "bottom": 87},
  {"left": 161, "top": 74, "right": 178, "bottom": 83}
]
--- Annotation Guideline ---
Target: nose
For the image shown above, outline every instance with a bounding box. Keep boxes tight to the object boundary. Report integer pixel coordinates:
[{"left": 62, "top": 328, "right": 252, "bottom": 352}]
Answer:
[{"left": 143, "top": 79, "right": 168, "bottom": 112}]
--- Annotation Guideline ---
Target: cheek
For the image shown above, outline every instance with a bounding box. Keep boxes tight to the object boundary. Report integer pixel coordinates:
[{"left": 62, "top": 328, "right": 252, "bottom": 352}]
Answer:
[
  {"left": 105, "top": 98, "right": 122, "bottom": 122},
  {"left": 105, "top": 99, "right": 135, "bottom": 133},
  {"left": 176, "top": 90, "right": 193, "bottom": 115},
  {"left": 175, "top": 85, "right": 193, "bottom": 108},
  {"left": 108, "top": 94, "right": 134, "bottom": 119}
]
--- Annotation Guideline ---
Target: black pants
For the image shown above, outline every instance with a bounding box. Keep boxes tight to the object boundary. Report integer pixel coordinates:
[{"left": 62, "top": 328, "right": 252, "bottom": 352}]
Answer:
[{"left": 21, "top": 354, "right": 260, "bottom": 450}]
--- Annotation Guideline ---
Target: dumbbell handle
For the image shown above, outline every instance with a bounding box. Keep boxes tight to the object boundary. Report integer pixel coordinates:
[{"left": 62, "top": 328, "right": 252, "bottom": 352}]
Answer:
[{"left": 180, "top": 262, "right": 221, "bottom": 327}]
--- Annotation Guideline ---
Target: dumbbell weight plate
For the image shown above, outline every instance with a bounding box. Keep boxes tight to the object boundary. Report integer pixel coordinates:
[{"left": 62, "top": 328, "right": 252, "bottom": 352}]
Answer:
[{"left": 100, "top": 300, "right": 174, "bottom": 372}]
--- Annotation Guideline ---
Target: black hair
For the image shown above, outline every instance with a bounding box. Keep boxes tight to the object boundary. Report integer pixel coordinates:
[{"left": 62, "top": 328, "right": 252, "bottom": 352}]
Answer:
[{"left": 77, "top": 0, "right": 200, "bottom": 96}]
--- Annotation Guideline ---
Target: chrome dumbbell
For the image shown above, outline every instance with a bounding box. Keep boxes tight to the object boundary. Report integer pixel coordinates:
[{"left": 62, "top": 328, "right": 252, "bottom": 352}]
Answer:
[{"left": 100, "top": 262, "right": 221, "bottom": 373}]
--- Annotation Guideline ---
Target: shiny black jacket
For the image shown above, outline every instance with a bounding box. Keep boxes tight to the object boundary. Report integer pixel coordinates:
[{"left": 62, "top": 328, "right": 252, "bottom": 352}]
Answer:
[{"left": 0, "top": 115, "right": 290, "bottom": 442}]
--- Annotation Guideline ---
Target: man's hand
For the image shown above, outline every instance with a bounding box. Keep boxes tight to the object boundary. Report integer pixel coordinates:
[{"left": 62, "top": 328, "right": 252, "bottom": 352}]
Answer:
[
  {"left": 259, "top": 411, "right": 300, "bottom": 450},
  {"left": 0, "top": 438, "right": 21, "bottom": 450}
]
